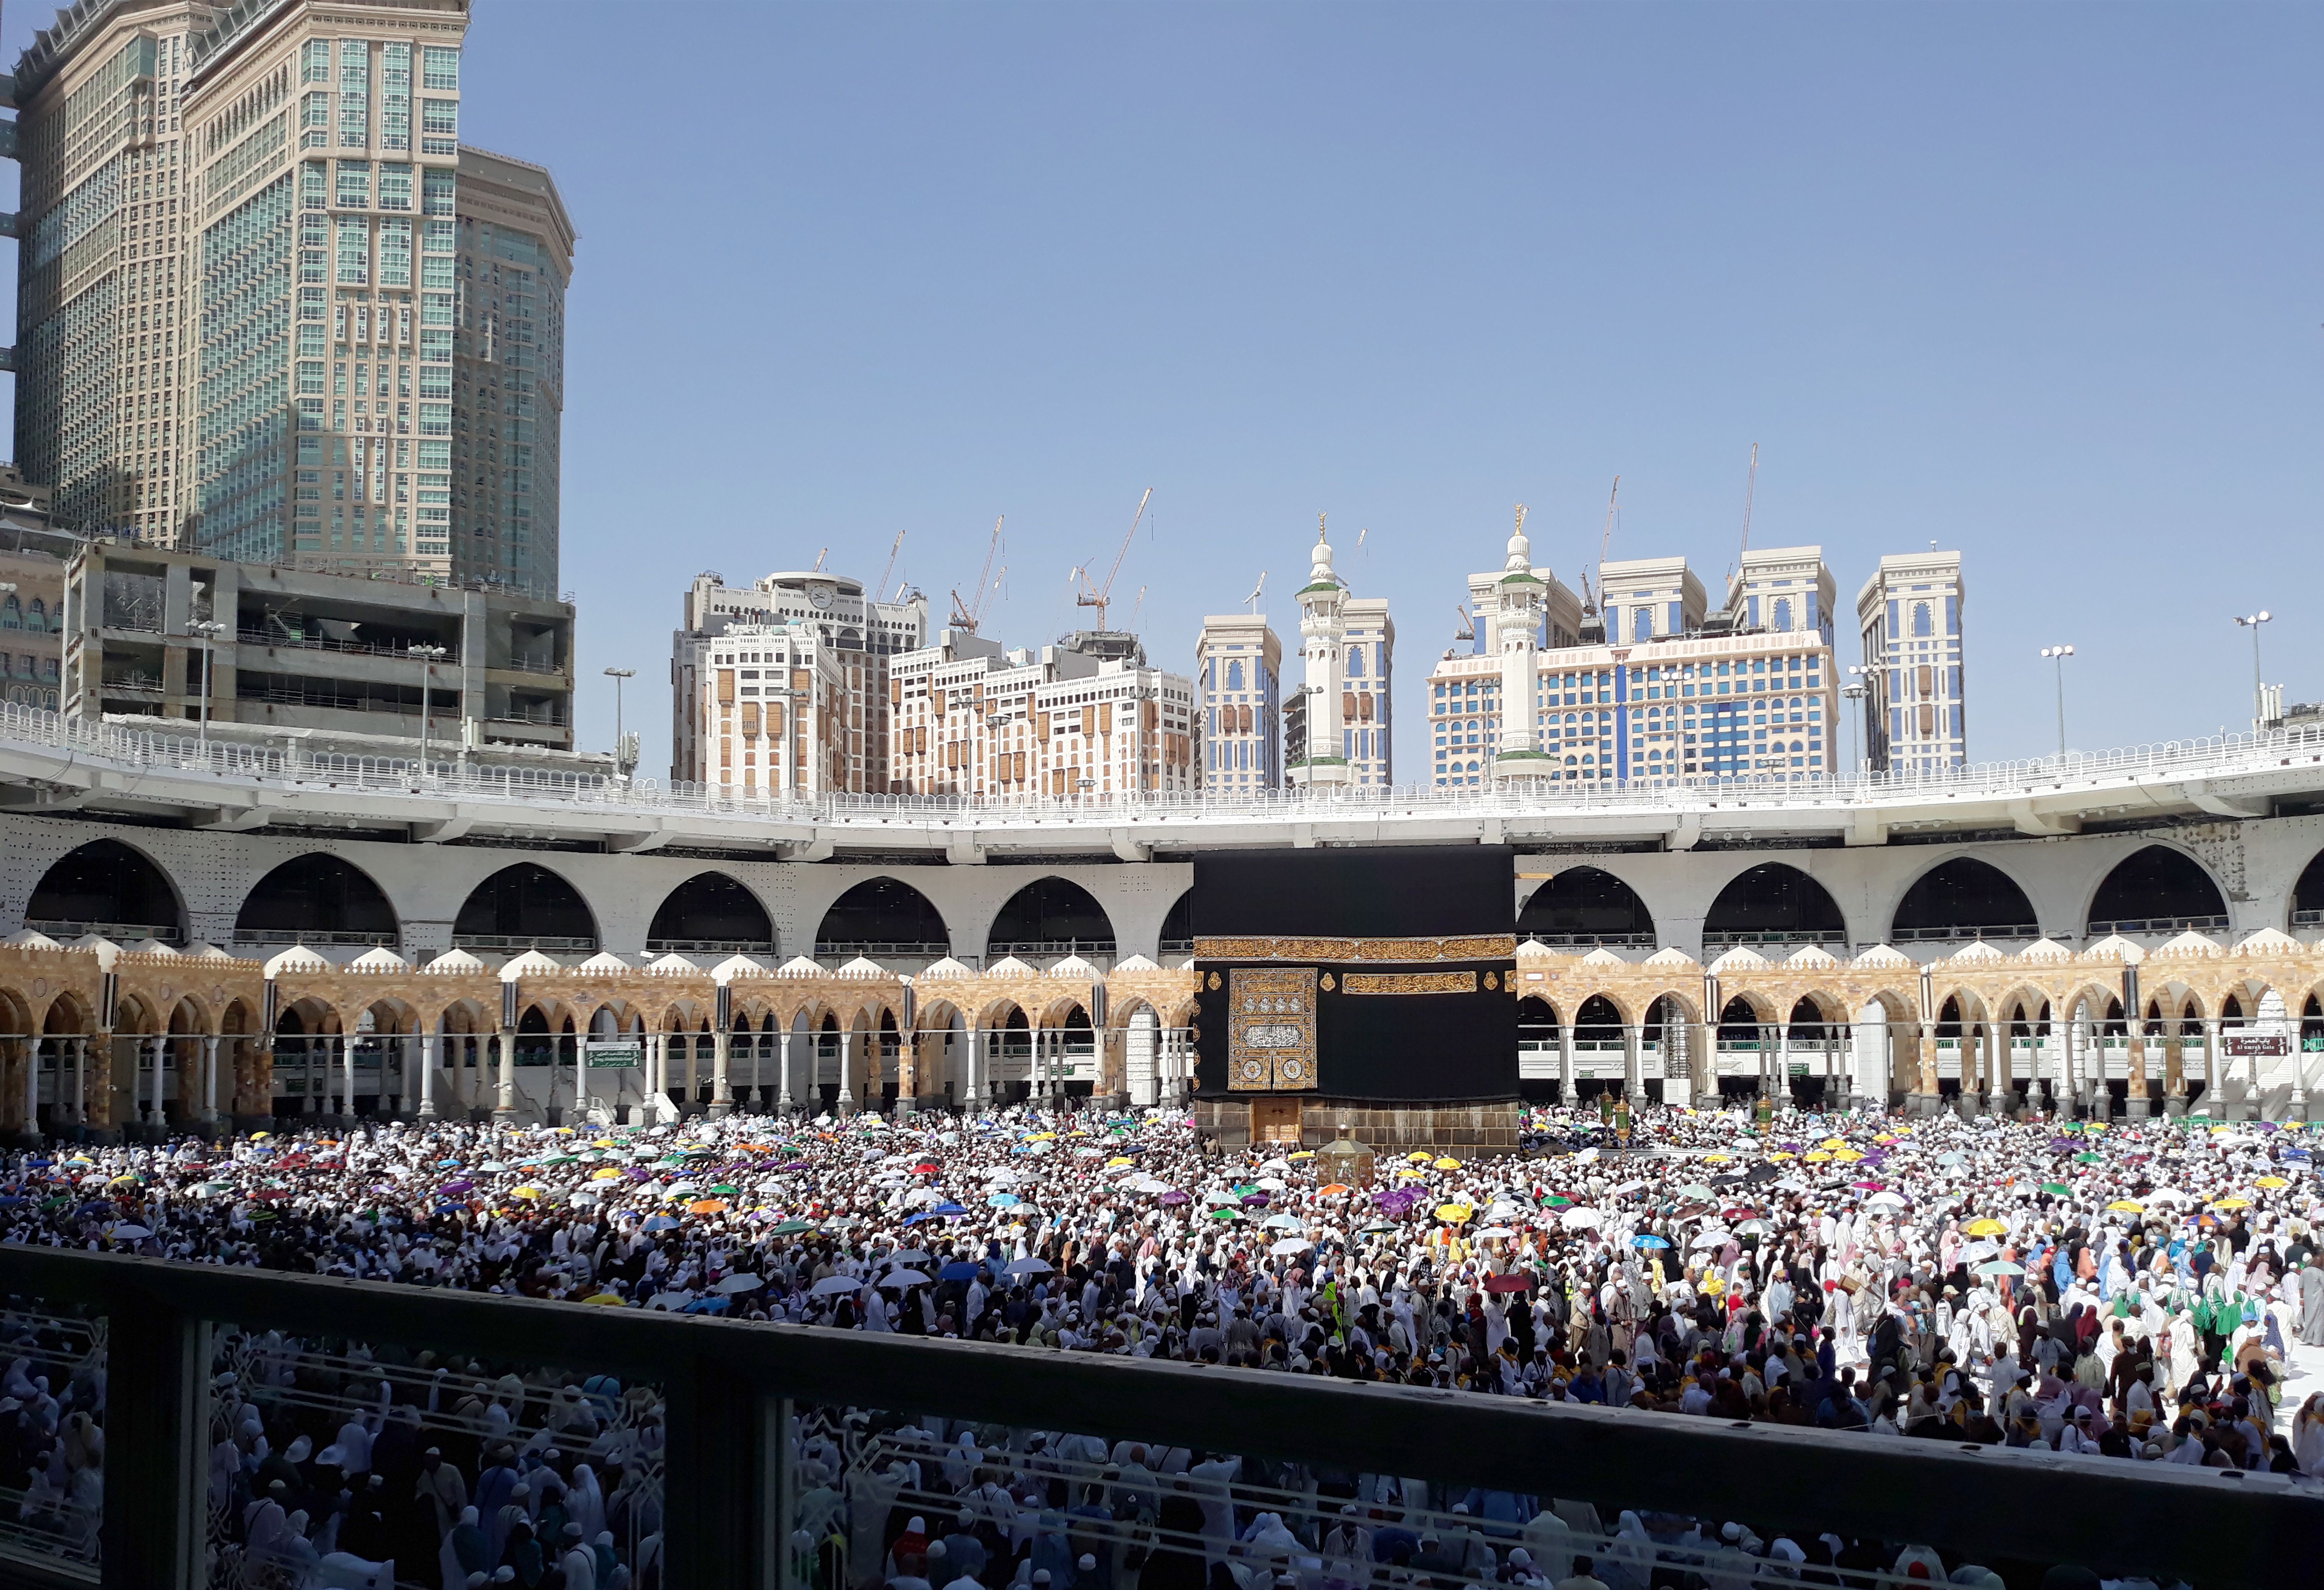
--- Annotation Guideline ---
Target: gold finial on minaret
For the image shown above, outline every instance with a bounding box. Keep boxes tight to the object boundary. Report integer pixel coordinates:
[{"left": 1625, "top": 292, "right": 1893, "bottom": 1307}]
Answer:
[
  {"left": 1515, "top": 503, "right": 1528, "bottom": 534},
  {"left": 1317, "top": 512, "right": 1328, "bottom": 543}
]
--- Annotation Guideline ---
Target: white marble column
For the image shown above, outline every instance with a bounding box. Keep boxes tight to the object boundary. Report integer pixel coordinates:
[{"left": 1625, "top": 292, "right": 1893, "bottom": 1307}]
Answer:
[
  {"left": 202, "top": 1035, "right": 220, "bottom": 1124},
  {"left": 711, "top": 1027, "right": 733, "bottom": 1117},
  {"left": 778, "top": 1027, "right": 794, "bottom": 1112},
  {"left": 419, "top": 1031, "right": 440, "bottom": 1117},
  {"left": 494, "top": 1030, "right": 517, "bottom": 1122},
  {"left": 837, "top": 1030, "right": 856, "bottom": 1114}
]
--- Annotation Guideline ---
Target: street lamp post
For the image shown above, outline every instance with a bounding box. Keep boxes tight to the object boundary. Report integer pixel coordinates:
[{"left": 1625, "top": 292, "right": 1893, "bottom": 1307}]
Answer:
[
  {"left": 187, "top": 618, "right": 225, "bottom": 754},
  {"left": 409, "top": 643, "right": 448, "bottom": 783},
  {"left": 1846, "top": 663, "right": 1894, "bottom": 774},
  {"left": 604, "top": 667, "right": 636, "bottom": 778},
  {"left": 2039, "top": 645, "right": 2075, "bottom": 758},
  {"left": 1841, "top": 682, "right": 1866, "bottom": 776},
  {"left": 2233, "top": 611, "right": 2272, "bottom": 731}
]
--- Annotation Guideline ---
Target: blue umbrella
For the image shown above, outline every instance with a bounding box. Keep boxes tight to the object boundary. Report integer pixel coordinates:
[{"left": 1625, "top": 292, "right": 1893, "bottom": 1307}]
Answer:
[
  {"left": 931, "top": 1202, "right": 968, "bottom": 1217},
  {"left": 987, "top": 1192, "right": 1022, "bottom": 1207},
  {"left": 939, "top": 1260, "right": 980, "bottom": 1281},
  {"left": 904, "top": 1210, "right": 935, "bottom": 1225},
  {"left": 681, "top": 1295, "right": 732, "bottom": 1315},
  {"left": 1630, "top": 1234, "right": 1671, "bottom": 1249},
  {"left": 643, "top": 1214, "right": 679, "bottom": 1232}
]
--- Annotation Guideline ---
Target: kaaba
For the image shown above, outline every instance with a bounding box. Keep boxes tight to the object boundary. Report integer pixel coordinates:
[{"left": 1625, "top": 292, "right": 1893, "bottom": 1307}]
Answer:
[{"left": 1189, "top": 845, "right": 1520, "bottom": 1155}]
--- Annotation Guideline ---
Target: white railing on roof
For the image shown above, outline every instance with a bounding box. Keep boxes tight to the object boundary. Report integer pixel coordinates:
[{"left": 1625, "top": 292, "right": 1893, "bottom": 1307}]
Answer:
[{"left": 0, "top": 700, "right": 2318, "bottom": 830}]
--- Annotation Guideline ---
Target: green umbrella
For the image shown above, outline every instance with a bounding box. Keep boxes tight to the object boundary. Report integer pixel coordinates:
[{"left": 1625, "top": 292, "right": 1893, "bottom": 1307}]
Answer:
[
  {"left": 709, "top": 1184, "right": 741, "bottom": 1196},
  {"left": 769, "top": 1219, "right": 816, "bottom": 1235},
  {"left": 2041, "top": 1182, "right": 2072, "bottom": 1197},
  {"left": 2074, "top": 1152, "right": 2103, "bottom": 1165},
  {"left": 1543, "top": 1195, "right": 1574, "bottom": 1207},
  {"left": 1209, "top": 1208, "right": 1240, "bottom": 1220}
]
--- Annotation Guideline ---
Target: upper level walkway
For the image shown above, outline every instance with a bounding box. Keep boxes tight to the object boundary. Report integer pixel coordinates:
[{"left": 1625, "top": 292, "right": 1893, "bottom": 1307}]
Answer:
[{"left": 0, "top": 702, "right": 2318, "bottom": 858}]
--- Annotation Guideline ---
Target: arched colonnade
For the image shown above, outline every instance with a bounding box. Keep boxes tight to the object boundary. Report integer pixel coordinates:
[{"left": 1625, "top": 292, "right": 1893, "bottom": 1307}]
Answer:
[
  {"left": 1517, "top": 928, "right": 2324, "bottom": 1119},
  {"left": 0, "top": 939, "right": 1202, "bottom": 1133}
]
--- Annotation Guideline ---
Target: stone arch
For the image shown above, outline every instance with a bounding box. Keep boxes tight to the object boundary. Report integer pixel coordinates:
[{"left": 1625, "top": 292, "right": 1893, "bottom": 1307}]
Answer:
[
  {"left": 986, "top": 877, "right": 1116, "bottom": 960},
  {"left": 816, "top": 877, "right": 950, "bottom": 958},
  {"left": 645, "top": 872, "right": 776, "bottom": 955},
  {"left": 1703, "top": 863, "right": 1846, "bottom": 949},
  {"left": 453, "top": 863, "right": 599, "bottom": 952},
  {"left": 1158, "top": 890, "right": 1194, "bottom": 957},
  {"left": 2085, "top": 845, "right": 2230, "bottom": 936},
  {"left": 1516, "top": 867, "right": 1656, "bottom": 946},
  {"left": 2291, "top": 847, "right": 2324, "bottom": 930},
  {"left": 1888, "top": 857, "right": 2038, "bottom": 944},
  {"left": 235, "top": 853, "right": 400, "bottom": 949},
  {"left": 27, "top": 838, "right": 185, "bottom": 942}
]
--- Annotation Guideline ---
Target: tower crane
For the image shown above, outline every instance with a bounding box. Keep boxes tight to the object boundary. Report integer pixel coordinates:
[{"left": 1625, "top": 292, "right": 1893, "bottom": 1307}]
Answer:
[
  {"left": 949, "top": 515, "right": 1005, "bottom": 633},
  {"left": 1071, "top": 487, "right": 1152, "bottom": 632},
  {"left": 876, "top": 528, "right": 906, "bottom": 604},
  {"left": 1579, "top": 476, "right": 1619, "bottom": 617}
]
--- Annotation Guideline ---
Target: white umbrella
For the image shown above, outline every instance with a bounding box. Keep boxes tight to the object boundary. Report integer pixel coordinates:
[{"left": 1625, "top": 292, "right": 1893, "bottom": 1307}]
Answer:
[
  {"left": 108, "top": 1224, "right": 153, "bottom": 1240},
  {"left": 1005, "top": 1256, "right": 1053, "bottom": 1276},
  {"left": 1690, "top": 1229, "right": 1731, "bottom": 1250},
  {"left": 881, "top": 1248, "right": 933, "bottom": 1266},
  {"left": 1270, "top": 1237, "right": 1313, "bottom": 1255},
  {"left": 1561, "top": 1208, "right": 1603, "bottom": 1230},
  {"left": 878, "top": 1269, "right": 935, "bottom": 1289},
  {"left": 714, "top": 1273, "right": 764, "bottom": 1294},
  {"left": 1255, "top": 1176, "right": 1287, "bottom": 1191},
  {"left": 1865, "top": 1191, "right": 1908, "bottom": 1209},
  {"left": 1261, "top": 1213, "right": 1303, "bottom": 1229},
  {"left": 1260, "top": 1157, "right": 1293, "bottom": 1172},
  {"left": 1472, "top": 1226, "right": 1516, "bottom": 1241},
  {"left": 811, "top": 1274, "right": 865, "bottom": 1297}
]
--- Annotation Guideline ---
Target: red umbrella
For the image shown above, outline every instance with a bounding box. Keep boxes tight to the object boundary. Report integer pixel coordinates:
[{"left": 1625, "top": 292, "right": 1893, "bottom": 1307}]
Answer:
[{"left": 1483, "top": 1272, "right": 1535, "bottom": 1293}]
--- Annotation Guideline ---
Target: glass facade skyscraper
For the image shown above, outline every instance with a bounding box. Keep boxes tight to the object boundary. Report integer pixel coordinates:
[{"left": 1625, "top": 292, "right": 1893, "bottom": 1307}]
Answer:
[{"left": 12, "top": 0, "right": 572, "bottom": 597}]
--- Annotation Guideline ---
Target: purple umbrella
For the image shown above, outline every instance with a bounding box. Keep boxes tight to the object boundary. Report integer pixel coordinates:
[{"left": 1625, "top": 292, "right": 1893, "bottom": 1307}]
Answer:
[
  {"left": 2049, "top": 1138, "right": 2080, "bottom": 1152},
  {"left": 440, "top": 1179, "right": 474, "bottom": 1195},
  {"left": 1240, "top": 1191, "right": 1271, "bottom": 1208},
  {"left": 625, "top": 1167, "right": 653, "bottom": 1181},
  {"left": 1159, "top": 1190, "right": 1192, "bottom": 1206}
]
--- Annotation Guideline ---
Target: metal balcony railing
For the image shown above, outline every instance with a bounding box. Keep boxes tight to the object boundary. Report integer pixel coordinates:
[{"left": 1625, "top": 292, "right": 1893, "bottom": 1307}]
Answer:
[
  {"left": 0, "top": 700, "right": 2321, "bottom": 837},
  {"left": 0, "top": 1247, "right": 2308, "bottom": 1590}
]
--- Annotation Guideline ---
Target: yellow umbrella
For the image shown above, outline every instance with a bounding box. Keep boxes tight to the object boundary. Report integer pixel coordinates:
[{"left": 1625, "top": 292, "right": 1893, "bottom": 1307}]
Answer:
[
  {"left": 1832, "top": 1149, "right": 1865, "bottom": 1163},
  {"left": 2084, "top": 1122, "right": 2109, "bottom": 1133},
  {"left": 512, "top": 1185, "right": 542, "bottom": 1201},
  {"left": 1288, "top": 1151, "right": 1315, "bottom": 1161},
  {"left": 1437, "top": 1204, "right": 1474, "bottom": 1223},
  {"left": 1433, "top": 1156, "right": 1461, "bottom": 1170},
  {"left": 582, "top": 1292, "right": 625, "bottom": 1306},
  {"left": 1703, "top": 1153, "right": 1732, "bottom": 1164},
  {"left": 2107, "top": 1200, "right": 2143, "bottom": 1214},
  {"left": 2213, "top": 1197, "right": 2251, "bottom": 1210},
  {"left": 1407, "top": 1152, "right": 1433, "bottom": 1164},
  {"left": 590, "top": 1168, "right": 623, "bottom": 1181},
  {"left": 592, "top": 1139, "right": 619, "bottom": 1149},
  {"left": 1397, "top": 1168, "right": 1429, "bottom": 1180},
  {"left": 1963, "top": 1218, "right": 2007, "bottom": 1237},
  {"left": 553, "top": 1126, "right": 576, "bottom": 1135},
  {"left": 2254, "top": 1176, "right": 2290, "bottom": 1189},
  {"left": 1820, "top": 1138, "right": 1846, "bottom": 1150},
  {"left": 1767, "top": 1152, "right": 1795, "bottom": 1161},
  {"left": 1804, "top": 1151, "right": 1833, "bottom": 1163},
  {"left": 1106, "top": 1156, "right": 1132, "bottom": 1167},
  {"left": 251, "top": 1131, "right": 272, "bottom": 1139}
]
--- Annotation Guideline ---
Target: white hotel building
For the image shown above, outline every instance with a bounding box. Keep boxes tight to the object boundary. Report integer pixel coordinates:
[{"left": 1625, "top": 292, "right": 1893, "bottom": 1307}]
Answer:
[{"left": 1431, "top": 542, "right": 1840, "bottom": 787}]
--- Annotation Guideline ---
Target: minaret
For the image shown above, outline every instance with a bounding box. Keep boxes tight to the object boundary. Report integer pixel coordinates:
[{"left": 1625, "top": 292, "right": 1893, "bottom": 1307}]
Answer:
[
  {"left": 1493, "top": 504, "right": 1551, "bottom": 779},
  {"left": 1290, "top": 515, "right": 1348, "bottom": 785}
]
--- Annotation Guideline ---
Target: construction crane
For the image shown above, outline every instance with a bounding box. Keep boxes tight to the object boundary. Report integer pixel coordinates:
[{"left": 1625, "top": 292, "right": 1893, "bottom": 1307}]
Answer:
[
  {"left": 1452, "top": 602, "right": 1474, "bottom": 644},
  {"left": 1735, "top": 442, "right": 1759, "bottom": 573},
  {"left": 949, "top": 515, "right": 1005, "bottom": 633},
  {"left": 876, "top": 528, "right": 906, "bottom": 604},
  {"left": 1126, "top": 584, "right": 1149, "bottom": 631},
  {"left": 1579, "top": 476, "right": 1619, "bottom": 617},
  {"left": 1242, "top": 572, "right": 1266, "bottom": 615},
  {"left": 1071, "top": 487, "right": 1152, "bottom": 632}
]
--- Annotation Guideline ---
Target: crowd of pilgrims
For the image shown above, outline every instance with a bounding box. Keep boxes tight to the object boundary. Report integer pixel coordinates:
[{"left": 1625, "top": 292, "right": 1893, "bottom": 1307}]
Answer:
[{"left": 0, "top": 1099, "right": 2317, "bottom": 1587}]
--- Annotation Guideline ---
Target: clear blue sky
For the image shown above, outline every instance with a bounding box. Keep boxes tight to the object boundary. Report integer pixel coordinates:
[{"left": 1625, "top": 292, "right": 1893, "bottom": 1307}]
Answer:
[{"left": 6, "top": 2, "right": 2318, "bottom": 780}]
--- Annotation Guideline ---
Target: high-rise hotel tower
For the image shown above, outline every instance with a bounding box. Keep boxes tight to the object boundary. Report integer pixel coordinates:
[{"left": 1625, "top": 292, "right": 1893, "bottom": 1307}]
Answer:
[{"left": 12, "top": 0, "right": 573, "bottom": 596}]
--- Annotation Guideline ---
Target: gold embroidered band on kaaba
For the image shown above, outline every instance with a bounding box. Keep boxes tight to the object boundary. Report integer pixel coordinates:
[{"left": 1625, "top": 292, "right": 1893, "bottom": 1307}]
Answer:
[
  {"left": 1340, "top": 971, "right": 1477, "bottom": 996},
  {"left": 1194, "top": 934, "right": 1517, "bottom": 964}
]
